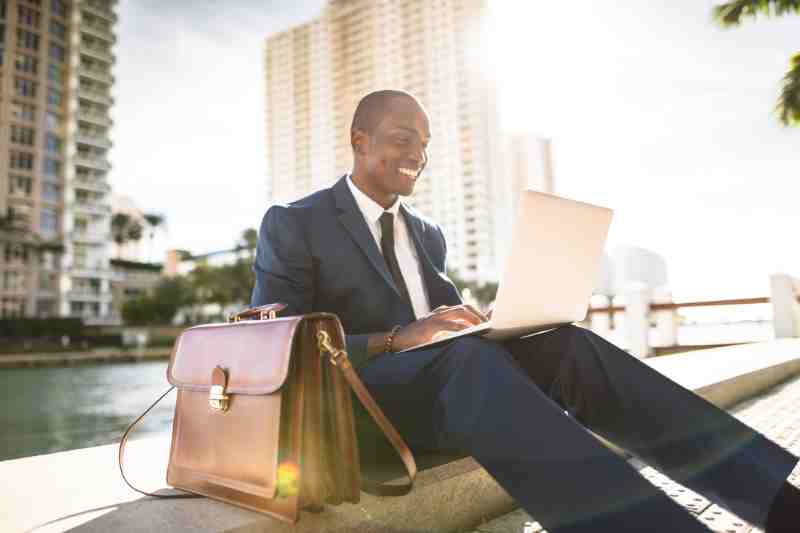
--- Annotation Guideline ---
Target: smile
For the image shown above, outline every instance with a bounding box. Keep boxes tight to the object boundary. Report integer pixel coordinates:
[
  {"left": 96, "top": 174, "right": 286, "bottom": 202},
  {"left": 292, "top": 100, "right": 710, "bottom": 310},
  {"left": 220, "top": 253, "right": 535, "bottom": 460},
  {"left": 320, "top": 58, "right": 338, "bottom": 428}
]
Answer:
[{"left": 398, "top": 168, "right": 418, "bottom": 178}]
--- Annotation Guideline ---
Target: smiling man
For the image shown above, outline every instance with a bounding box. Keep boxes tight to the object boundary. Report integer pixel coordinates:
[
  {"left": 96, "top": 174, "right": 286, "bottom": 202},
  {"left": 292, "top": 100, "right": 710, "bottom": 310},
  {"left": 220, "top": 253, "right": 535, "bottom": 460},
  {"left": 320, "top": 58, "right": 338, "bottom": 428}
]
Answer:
[{"left": 251, "top": 90, "right": 799, "bottom": 532}]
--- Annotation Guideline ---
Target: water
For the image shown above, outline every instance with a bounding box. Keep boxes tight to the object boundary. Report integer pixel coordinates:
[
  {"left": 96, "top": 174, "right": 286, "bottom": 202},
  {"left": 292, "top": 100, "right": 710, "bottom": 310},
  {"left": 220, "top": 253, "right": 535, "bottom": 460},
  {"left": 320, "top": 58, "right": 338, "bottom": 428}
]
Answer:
[
  {"left": 0, "top": 322, "right": 776, "bottom": 462},
  {"left": 0, "top": 361, "right": 174, "bottom": 462}
]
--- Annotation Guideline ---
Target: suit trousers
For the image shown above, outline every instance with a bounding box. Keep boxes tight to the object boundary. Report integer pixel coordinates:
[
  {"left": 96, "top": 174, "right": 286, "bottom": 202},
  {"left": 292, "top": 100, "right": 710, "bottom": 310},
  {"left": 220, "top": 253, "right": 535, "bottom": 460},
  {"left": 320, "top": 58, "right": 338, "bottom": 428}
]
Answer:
[{"left": 357, "top": 325, "right": 798, "bottom": 533}]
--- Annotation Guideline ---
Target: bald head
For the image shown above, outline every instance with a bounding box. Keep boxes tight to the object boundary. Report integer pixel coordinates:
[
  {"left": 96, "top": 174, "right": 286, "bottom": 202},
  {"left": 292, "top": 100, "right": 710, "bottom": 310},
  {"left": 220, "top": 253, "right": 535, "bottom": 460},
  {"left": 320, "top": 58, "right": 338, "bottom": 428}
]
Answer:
[{"left": 351, "top": 90, "right": 424, "bottom": 135}]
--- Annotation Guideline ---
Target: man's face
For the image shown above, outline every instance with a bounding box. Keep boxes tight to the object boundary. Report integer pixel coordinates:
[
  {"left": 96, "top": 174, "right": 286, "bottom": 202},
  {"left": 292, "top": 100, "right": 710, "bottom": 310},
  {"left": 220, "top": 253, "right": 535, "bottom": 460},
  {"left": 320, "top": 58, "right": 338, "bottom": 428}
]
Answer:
[{"left": 359, "top": 98, "right": 431, "bottom": 199}]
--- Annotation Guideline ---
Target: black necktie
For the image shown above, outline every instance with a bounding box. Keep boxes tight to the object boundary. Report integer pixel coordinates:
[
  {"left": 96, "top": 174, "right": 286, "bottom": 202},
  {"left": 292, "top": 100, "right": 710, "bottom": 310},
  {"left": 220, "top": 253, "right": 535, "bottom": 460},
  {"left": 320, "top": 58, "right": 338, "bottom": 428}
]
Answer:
[{"left": 379, "top": 212, "right": 413, "bottom": 310}]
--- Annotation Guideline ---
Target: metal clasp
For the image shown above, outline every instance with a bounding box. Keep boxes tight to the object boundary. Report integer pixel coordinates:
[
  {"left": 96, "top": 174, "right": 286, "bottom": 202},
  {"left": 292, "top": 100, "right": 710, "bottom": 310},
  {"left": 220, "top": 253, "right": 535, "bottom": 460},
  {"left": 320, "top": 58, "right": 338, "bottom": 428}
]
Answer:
[
  {"left": 316, "top": 330, "right": 347, "bottom": 366},
  {"left": 209, "top": 366, "right": 230, "bottom": 412},
  {"left": 209, "top": 385, "right": 229, "bottom": 411}
]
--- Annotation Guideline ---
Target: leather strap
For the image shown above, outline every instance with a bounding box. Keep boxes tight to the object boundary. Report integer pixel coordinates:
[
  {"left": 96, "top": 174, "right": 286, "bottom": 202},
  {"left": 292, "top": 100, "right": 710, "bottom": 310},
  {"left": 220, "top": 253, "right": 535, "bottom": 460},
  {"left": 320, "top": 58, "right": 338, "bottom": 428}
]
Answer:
[
  {"left": 329, "top": 345, "right": 417, "bottom": 496},
  {"left": 118, "top": 386, "right": 201, "bottom": 499}
]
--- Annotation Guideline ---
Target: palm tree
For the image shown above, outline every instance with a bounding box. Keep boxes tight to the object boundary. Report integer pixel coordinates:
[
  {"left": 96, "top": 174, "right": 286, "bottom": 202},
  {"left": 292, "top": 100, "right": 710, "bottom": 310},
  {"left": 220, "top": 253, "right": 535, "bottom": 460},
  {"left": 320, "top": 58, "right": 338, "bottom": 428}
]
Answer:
[
  {"left": 714, "top": 0, "right": 800, "bottom": 126},
  {"left": 126, "top": 221, "right": 144, "bottom": 256},
  {"left": 111, "top": 212, "right": 130, "bottom": 258},
  {"left": 143, "top": 213, "right": 165, "bottom": 263}
]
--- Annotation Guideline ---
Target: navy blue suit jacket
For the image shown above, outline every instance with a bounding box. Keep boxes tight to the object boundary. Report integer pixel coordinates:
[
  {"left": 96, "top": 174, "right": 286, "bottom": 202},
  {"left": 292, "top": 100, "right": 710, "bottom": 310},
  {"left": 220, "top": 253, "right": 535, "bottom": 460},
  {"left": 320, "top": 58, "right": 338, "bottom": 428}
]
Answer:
[{"left": 251, "top": 176, "right": 462, "bottom": 367}]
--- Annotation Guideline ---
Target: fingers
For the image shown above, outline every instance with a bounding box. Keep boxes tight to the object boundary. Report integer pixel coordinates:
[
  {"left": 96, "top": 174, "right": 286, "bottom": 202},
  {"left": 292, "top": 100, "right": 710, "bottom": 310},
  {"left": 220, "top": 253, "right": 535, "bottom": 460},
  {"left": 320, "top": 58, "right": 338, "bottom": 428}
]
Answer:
[
  {"left": 432, "top": 305, "right": 486, "bottom": 326},
  {"left": 463, "top": 304, "right": 489, "bottom": 323}
]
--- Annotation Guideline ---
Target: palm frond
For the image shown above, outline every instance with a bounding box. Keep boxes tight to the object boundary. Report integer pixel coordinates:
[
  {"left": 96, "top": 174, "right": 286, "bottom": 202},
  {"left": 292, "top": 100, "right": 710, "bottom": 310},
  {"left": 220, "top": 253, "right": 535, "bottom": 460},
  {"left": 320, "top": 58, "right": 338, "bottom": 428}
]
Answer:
[
  {"left": 777, "top": 52, "right": 800, "bottom": 126},
  {"left": 714, "top": 0, "right": 800, "bottom": 26}
]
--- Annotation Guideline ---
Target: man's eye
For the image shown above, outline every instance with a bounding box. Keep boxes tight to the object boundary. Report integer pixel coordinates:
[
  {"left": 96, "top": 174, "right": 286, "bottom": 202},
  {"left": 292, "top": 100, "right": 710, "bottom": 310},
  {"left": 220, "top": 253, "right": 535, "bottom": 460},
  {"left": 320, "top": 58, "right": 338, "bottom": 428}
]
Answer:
[{"left": 395, "top": 138, "right": 410, "bottom": 144}]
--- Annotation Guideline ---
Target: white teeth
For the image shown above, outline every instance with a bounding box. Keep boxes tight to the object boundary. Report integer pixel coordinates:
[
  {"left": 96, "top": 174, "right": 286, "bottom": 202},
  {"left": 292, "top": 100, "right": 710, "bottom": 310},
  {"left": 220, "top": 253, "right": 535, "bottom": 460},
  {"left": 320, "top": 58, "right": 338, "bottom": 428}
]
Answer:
[{"left": 398, "top": 168, "right": 417, "bottom": 177}]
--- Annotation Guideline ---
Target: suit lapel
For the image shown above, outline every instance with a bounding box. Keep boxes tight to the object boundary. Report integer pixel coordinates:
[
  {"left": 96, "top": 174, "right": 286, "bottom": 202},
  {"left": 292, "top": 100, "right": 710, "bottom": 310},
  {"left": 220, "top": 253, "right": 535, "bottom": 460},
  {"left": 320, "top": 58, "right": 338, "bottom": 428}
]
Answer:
[{"left": 332, "top": 177, "right": 402, "bottom": 297}]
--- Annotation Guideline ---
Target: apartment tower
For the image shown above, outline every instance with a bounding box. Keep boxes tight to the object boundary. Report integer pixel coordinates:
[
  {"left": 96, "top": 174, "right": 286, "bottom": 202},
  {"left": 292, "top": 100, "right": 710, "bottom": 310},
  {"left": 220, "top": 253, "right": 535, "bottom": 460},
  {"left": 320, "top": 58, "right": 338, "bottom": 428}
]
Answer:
[
  {"left": 265, "top": 0, "right": 511, "bottom": 283},
  {"left": 0, "top": 0, "right": 117, "bottom": 322}
]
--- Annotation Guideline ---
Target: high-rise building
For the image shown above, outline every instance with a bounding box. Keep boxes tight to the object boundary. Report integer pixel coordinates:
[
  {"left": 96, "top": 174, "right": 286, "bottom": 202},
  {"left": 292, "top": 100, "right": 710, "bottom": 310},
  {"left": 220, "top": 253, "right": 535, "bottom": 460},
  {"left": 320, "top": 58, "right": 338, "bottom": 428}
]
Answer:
[
  {"left": 508, "top": 135, "right": 554, "bottom": 214},
  {"left": 0, "top": 0, "right": 117, "bottom": 323},
  {"left": 264, "top": 0, "right": 512, "bottom": 283}
]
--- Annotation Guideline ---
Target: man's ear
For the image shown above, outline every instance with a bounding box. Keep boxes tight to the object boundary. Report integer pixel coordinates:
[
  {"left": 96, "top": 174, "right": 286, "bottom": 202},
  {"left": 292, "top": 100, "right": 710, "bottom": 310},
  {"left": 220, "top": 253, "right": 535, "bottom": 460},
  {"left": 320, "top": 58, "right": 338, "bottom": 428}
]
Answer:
[{"left": 351, "top": 129, "right": 369, "bottom": 157}]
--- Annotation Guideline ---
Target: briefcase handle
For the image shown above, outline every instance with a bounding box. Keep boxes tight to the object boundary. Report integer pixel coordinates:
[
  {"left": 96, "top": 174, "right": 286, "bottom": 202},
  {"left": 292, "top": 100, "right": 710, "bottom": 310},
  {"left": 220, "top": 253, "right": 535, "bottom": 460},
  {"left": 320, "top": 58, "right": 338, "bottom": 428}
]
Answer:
[{"left": 228, "top": 302, "right": 287, "bottom": 322}]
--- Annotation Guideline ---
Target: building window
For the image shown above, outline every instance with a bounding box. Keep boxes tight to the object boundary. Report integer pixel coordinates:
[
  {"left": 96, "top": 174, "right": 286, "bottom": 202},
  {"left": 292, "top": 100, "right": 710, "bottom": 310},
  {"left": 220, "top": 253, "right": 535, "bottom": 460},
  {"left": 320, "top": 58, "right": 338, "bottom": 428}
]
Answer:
[
  {"left": 47, "top": 88, "right": 62, "bottom": 106},
  {"left": 12, "top": 102, "right": 36, "bottom": 122},
  {"left": 50, "top": 0, "right": 66, "bottom": 17},
  {"left": 47, "top": 63, "right": 62, "bottom": 83},
  {"left": 8, "top": 175, "right": 33, "bottom": 197},
  {"left": 48, "top": 43, "right": 65, "bottom": 62},
  {"left": 17, "top": 4, "right": 40, "bottom": 28},
  {"left": 45, "top": 111, "right": 61, "bottom": 130},
  {"left": 49, "top": 19, "right": 65, "bottom": 40},
  {"left": 14, "top": 77, "right": 37, "bottom": 98},
  {"left": 41, "top": 182, "right": 60, "bottom": 202},
  {"left": 2, "top": 271, "right": 24, "bottom": 291},
  {"left": 0, "top": 1, "right": 6, "bottom": 19},
  {"left": 43, "top": 157, "right": 61, "bottom": 177},
  {"left": 16, "top": 29, "right": 39, "bottom": 51},
  {"left": 15, "top": 53, "right": 38, "bottom": 74},
  {"left": 10, "top": 150, "right": 34, "bottom": 170},
  {"left": 44, "top": 132, "right": 62, "bottom": 153},
  {"left": 40, "top": 207, "right": 58, "bottom": 236},
  {"left": 11, "top": 125, "right": 35, "bottom": 146}
]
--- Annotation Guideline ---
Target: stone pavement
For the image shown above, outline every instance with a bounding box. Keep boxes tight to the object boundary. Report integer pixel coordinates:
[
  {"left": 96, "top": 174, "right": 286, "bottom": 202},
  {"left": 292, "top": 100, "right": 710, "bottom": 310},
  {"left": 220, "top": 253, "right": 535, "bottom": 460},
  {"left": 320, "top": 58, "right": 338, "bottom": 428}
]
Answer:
[{"left": 470, "top": 374, "right": 800, "bottom": 533}]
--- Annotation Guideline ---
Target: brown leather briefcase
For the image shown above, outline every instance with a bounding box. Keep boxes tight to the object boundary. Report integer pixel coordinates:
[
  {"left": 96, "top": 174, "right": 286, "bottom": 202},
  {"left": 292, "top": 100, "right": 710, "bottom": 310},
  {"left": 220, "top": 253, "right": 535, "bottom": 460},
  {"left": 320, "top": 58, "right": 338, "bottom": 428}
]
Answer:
[{"left": 119, "top": 303, "right": 416, "bottom": 523}]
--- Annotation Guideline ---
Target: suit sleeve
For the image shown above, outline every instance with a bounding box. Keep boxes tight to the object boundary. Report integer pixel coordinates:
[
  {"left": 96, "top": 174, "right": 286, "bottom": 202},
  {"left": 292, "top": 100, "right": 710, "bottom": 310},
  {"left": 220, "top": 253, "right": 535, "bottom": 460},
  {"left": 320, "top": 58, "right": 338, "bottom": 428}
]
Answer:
[
  {"left": 251, "top": 205, "right": 372, "bottom": 367},
  {"left": 251, "top": 205, "right": 314, "bottom": 315}
]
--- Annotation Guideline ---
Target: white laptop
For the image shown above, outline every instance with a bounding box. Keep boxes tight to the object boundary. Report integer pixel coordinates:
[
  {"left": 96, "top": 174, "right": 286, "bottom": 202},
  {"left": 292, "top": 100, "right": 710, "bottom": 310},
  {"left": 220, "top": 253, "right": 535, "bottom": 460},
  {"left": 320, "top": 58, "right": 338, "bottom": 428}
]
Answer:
[{"left": 399, "top": 190, "right": 613, "bottom": 352}]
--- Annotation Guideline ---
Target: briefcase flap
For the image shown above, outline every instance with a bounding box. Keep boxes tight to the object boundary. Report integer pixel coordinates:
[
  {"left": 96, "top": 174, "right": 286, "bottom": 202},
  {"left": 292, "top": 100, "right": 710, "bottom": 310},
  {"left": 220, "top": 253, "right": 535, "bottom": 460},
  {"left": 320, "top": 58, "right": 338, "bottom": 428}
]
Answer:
[{"left": 167, "top": 316, "right": 305, "bottom": 395}]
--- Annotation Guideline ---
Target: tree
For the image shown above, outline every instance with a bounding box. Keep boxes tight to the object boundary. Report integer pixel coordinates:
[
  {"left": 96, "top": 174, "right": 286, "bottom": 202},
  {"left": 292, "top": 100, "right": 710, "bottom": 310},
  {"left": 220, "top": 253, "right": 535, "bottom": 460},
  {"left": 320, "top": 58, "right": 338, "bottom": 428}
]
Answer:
[
  {"left": 447, "top": 269, "right": 498, "bottom": 308},
  {"left": 111, "top": 212, "right": 130, "bottom": 258},
  {"left": 714, "top": 0, "right": 800, "bottom": 126},
  {"left": 143, "top": 213, "right": 165, "bottom": 262},
  {"left": 122, "top": 276, "right": 194, "bottom": 326},
  {"left": 111, "top": 213, "right": 145, "bottom": 259},
  {"left": 238, "top": 227, "right": 258, "bottom": 263}
]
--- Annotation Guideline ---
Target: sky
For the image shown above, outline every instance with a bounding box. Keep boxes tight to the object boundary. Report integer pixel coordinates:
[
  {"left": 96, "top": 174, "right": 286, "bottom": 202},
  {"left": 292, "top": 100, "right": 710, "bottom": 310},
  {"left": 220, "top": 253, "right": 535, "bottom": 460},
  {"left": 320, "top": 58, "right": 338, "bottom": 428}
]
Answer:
[{"left": 112, "top": 0, "right": 799, "bottom": 302}]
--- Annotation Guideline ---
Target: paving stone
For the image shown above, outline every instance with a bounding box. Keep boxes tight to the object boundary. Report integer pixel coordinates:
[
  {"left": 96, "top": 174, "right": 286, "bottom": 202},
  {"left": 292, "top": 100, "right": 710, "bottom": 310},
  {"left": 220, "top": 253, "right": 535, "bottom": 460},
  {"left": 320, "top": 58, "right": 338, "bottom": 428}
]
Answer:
[{"left": 473, "top": 375, "right": 800, "bottom": 533}]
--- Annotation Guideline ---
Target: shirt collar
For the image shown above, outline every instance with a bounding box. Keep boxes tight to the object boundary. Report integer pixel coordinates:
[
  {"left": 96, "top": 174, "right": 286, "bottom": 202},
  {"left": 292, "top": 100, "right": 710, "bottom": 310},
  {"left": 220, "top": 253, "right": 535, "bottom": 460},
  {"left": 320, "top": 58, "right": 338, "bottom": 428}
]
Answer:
[{"left": 346, "top": 175, "right": 401, "bottom": 225}]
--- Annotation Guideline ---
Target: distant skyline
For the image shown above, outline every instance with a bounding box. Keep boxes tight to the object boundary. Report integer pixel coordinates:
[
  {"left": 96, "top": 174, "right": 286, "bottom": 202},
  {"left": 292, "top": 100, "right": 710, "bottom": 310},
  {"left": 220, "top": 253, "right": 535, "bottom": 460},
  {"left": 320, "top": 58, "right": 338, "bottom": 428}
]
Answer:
[{"left": 112, "top": 0, "right": 799, "bottom": 301}]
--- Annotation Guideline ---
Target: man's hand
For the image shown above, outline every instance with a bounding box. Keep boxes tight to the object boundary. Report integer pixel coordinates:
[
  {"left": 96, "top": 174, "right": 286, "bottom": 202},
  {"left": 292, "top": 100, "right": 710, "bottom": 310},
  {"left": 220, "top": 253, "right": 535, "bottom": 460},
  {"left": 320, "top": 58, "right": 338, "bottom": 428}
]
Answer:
[{"left": 391, "top": 304, "right": 488, "bottom": 351}]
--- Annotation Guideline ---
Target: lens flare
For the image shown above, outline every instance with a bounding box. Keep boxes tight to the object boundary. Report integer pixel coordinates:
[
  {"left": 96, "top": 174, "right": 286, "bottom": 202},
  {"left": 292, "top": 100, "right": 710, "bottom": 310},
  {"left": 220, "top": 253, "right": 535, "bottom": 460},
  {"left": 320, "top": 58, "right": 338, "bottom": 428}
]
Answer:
[{"left": 276, "top": 461, "right": 300, "bottom": 497}]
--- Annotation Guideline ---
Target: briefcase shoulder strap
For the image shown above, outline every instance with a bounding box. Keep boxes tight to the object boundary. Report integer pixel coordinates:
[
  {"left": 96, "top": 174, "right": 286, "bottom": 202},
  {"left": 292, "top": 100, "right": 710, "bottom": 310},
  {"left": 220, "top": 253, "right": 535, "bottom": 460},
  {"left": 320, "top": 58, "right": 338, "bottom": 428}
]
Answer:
[
  {"left": 316, "top": 328, "right": 417, "bottom": 496},
  {"left": 118, "top": 386, "right": 201, "bottom": 499}
]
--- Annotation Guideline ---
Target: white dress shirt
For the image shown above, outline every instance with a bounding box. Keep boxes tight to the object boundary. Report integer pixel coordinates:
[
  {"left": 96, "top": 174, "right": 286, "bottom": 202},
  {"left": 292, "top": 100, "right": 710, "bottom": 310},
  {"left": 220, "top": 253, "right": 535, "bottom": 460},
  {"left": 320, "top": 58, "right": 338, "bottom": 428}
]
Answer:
[{"left": 346, "top": 176, "right": 431, "bottom": 319}]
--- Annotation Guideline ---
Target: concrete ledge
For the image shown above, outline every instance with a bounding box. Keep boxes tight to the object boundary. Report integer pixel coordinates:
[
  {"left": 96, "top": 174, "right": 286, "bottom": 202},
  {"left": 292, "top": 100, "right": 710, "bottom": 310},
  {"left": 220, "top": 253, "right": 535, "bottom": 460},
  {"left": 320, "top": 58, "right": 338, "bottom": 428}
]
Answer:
[
  {"left": 3, "top": 339, "right": 800, "bottom": 533},
  {"left": 645, "top": 338, "right": 800, "bottom": 408}
]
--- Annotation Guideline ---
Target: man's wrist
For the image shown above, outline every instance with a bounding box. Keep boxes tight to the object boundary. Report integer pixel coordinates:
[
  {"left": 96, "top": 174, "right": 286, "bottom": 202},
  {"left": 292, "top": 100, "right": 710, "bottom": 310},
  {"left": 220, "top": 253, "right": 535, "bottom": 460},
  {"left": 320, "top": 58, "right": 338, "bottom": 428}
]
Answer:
[{"left": 384, "top": 325, "right": 402, "bottom": 353}]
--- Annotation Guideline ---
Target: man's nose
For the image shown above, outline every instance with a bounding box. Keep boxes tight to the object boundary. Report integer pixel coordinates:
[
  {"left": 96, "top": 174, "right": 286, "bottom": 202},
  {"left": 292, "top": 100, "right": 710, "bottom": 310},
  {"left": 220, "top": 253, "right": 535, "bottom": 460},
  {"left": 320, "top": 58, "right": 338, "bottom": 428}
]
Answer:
[{"left": 408, "top": 143, "right": 426, "bottom": 168}]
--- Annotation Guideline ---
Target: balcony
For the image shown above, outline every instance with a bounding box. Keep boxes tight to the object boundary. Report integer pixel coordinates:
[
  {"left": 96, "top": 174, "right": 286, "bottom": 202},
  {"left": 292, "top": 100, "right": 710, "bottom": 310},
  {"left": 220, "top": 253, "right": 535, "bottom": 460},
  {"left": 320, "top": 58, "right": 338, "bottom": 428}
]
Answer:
[
  {"left": 81, "top": 23, "right": 116, "bottom": 43},
  {"left": 68, "top": 290, "right": 112, "bottom": 303},
  {"left": 71, "top": 230, "right": 111, "bottom": 244},
  {"left": 80, "top": 1, "right": 118, "bottom": 23},
  {"left": 74, "top": 176, "right": 111, "bottom": 193},
  {"left": 69, "top": 264, "right": 110, "bottom": 278},
  {"left": 77, "top": 109, "right": 113, "bottom": 127},
  {"left": 72, "top": 200, "right": 111, "bottom": 216},
  {"left": 78, "top": 66, "right": 113, "bottom": 85},
  {"left": 76, "top": 133, "right": 113, "bottom": 150},
  {"left": 74, "top": 156, "right": 111, "bottom": 172},
  {"left": 79, "top": 89, "right": 114, "bottom": 107},
  {"left": 80, "top": 44, "right": 115, "bottom": 64}
]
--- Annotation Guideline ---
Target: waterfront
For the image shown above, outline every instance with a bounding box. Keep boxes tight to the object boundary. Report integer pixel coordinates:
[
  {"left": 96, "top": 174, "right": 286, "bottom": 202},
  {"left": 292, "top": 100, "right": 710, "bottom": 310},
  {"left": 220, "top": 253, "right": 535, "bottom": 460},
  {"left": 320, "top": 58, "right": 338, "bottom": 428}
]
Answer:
[
  {"left": 0, "top": 321, "right": 778, "bottom": 463},
  {"left": 0, "top": 361, "right": 173, "bottom": 462}
]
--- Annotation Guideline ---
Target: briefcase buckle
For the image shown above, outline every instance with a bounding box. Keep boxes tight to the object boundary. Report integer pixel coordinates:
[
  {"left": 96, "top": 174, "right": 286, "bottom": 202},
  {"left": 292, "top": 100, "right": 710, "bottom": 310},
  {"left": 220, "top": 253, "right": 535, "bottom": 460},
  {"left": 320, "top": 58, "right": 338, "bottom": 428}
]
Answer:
[{"left": 209, "top": 385, "right": 229, "bottom": 411}]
